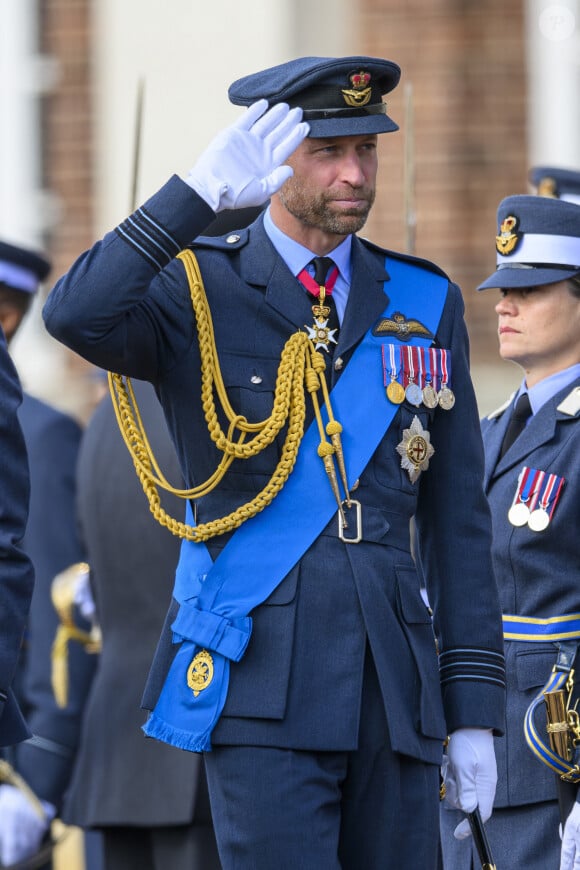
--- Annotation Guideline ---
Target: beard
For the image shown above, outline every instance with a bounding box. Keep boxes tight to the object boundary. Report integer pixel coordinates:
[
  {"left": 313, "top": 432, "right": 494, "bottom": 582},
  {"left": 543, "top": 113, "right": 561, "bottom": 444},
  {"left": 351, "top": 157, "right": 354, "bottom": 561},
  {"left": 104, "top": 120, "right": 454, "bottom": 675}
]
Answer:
[{"left": 278, "top": 179, "right": 375, "bottom": 236}]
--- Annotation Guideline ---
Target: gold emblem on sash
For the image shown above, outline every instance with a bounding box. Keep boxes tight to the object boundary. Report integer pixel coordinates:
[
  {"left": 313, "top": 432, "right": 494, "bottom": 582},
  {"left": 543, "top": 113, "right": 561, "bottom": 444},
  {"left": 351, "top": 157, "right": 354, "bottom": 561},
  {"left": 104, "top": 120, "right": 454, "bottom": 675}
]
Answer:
[
  {"left": 187, "top": 649, "right": 214, "bottom": 696},
  {"left": 496, "top": 215, "right": 521, "bottom": 255},
  {"left": 342, "top": 71, "right": 372, "bottom": 107}
]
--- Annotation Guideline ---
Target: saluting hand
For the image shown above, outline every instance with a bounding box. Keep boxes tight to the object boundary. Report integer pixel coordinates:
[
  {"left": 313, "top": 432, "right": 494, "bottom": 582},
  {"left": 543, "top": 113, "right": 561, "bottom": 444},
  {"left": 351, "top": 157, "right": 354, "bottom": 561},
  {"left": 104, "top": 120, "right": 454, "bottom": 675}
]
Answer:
[{"left": 185, "top": 99, "right": 309, "bottom": 212}]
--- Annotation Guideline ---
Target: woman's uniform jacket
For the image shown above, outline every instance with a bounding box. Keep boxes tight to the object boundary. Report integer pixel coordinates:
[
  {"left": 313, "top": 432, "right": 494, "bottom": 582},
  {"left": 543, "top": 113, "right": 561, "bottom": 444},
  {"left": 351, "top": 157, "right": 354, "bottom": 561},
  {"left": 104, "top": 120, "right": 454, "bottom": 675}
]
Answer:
[
  {"left": 0, "top": 331, "right": 34, "bottom": 746},
  {"left": 481, "top": 379, "right": 580, "bottom": 809},
  {"left": 42, "top": 176, "right": 506, "bottom": 762}
]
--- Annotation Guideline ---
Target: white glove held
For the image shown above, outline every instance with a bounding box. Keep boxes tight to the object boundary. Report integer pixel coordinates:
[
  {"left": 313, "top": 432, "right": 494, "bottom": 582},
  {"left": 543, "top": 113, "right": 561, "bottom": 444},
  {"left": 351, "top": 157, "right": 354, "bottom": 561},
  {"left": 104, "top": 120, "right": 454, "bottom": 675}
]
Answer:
[
  {"left": 73, "top": 564, "right": 96, "bottom": 622},
  {"left": 0, "top": 784, "right": 55, "bottom": 866},
  {"left": 561, "top": 800, "right": 580, "bottom": 870},
  {"left": 185, "top": 99, "right": 309, "bottom": 211},
  {"left": 442, "top": 727, "right": 497, "bottom": 840}
]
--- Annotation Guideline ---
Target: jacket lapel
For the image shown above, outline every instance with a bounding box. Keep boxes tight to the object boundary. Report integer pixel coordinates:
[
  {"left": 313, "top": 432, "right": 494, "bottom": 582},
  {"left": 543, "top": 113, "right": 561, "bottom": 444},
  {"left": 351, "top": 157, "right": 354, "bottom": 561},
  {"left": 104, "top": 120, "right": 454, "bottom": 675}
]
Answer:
[
  {"left": 239, "top": 217, "right": 313, "bottom": 331},
  {"left": 334, "top": 237, "right": 390, "bottom": 359}
]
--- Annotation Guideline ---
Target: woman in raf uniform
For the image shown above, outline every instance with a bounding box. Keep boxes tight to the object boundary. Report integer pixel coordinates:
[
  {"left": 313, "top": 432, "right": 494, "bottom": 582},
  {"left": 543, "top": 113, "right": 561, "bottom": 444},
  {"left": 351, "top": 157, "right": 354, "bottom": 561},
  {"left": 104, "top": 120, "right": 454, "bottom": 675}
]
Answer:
[{"left": 440, "top": 193, "right": 580, "bottom": 869}]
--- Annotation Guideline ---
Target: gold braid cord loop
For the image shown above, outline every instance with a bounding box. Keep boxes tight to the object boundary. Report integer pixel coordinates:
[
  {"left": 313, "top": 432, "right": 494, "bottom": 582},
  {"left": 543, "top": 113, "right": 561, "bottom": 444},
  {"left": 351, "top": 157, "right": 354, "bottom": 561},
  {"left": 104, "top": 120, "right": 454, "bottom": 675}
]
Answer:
[{"left": 108, "top": 248, "right": 348, "bottom": 541}]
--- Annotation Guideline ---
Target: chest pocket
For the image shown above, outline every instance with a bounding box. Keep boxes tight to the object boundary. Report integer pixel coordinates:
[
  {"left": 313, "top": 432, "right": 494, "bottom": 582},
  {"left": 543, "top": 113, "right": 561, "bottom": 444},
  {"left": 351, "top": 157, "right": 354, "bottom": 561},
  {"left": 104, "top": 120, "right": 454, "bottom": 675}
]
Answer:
[{"left": 219, "top": 352, "right": 287, "bottom": 476}]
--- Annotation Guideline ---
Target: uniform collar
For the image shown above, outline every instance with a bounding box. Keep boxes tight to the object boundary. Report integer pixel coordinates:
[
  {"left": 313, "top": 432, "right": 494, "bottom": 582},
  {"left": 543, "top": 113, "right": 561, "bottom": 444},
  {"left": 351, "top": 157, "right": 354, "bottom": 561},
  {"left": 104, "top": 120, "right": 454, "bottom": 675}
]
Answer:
[{"left": 523, "top": 363, "right": 580, "bottom": 415}]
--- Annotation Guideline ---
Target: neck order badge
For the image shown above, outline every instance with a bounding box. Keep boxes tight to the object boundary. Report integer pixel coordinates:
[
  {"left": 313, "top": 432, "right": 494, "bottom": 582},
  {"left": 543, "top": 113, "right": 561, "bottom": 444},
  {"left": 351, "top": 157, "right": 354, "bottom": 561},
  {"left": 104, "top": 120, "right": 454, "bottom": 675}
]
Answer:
[{"left": 143, "top": 257, "right": 448, "bottom": 753}]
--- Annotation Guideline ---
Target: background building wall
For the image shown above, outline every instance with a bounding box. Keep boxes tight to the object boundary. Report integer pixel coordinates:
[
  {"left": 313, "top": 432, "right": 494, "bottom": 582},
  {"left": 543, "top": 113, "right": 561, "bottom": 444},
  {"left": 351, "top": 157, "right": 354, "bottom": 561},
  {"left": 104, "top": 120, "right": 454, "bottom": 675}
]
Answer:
[{"left": 3, "top": 0, "right": 579, "bottom": 422}]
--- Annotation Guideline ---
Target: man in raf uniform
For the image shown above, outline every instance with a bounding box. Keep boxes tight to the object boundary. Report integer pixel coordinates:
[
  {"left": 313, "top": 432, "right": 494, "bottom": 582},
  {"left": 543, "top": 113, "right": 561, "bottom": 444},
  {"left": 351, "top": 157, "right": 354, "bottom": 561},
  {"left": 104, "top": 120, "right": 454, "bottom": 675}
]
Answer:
[
  {"left": 440, "top": 194, "right": 580, "bottom": 869},
  {"left": 43, "top": 55, "right": 505, "bottom": 868}
]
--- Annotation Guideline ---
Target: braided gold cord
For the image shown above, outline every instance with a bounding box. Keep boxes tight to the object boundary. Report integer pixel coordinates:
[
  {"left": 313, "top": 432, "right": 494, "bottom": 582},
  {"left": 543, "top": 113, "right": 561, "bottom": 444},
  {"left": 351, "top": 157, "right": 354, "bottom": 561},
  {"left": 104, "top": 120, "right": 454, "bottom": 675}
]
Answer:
[{"left": 108, "top": 248, "right": 347, "bottom": 541}]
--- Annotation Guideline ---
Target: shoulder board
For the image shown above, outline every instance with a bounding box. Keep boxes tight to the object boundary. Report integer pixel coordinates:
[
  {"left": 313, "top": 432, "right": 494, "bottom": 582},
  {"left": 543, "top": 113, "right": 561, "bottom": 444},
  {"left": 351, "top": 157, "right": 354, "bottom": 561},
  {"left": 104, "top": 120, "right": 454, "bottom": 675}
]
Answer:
[
  {"left": 358, "top": 238, "right": 450, "bottom": 279},
  {"left": 557, "top": 386, "right": 580, "bottom": 417},
  {"left": 188, "top": 227, "right": 250, "bottom": 252},
  {"left": 486, "top": 392, "right": 515, "bottom": 420}
]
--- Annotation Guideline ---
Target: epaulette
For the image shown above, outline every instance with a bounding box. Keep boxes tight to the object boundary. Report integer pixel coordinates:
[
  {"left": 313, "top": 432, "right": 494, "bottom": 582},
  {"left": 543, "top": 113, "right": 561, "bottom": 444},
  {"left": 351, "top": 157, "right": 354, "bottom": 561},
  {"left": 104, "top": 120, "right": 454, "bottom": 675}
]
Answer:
[
  {"left": 188, "top": 227, "right": 251, "bottom": 252},
  {"left": 486, "top": 392, "right": 515, "bottom": 420},
  {"left": 358, "top": 237, "right": 450, "bottom": 280},
  {"left": 557, "top": 386, "right": 580, "bottom": 417}
]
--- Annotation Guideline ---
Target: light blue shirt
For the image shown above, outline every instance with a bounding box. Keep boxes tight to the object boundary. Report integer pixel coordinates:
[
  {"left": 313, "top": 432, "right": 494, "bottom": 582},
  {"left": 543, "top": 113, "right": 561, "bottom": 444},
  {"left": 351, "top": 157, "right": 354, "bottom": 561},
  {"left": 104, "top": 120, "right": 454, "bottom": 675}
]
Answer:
[
  {"left": 263, "top": 207, "right": 352, "bottom": 323},
  {"left": 518, "top": 363, "right": 580, "bottom": 419}
]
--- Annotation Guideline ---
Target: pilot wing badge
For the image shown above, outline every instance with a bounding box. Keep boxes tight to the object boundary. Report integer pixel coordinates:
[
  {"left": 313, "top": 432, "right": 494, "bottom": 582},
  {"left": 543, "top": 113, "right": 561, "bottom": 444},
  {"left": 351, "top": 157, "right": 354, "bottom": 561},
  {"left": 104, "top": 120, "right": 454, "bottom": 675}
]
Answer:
[{"left": 373, "top": 311, "right": 432, "bottom": 341}]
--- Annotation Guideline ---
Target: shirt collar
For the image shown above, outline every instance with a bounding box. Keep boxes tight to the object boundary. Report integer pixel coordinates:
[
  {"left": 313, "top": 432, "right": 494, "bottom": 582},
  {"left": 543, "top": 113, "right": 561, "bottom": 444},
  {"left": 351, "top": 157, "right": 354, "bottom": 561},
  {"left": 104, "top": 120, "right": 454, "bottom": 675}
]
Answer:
[{"left": 521, "top": 363, "right": 580, "bottom": 414}]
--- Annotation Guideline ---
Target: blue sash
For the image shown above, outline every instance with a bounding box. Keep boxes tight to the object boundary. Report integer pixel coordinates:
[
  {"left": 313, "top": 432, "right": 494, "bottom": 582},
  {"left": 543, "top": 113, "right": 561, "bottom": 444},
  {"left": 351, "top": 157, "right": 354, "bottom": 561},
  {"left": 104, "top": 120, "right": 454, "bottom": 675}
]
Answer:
[{"left": 144, "top": 257, "right": 448, "bottom": 751}]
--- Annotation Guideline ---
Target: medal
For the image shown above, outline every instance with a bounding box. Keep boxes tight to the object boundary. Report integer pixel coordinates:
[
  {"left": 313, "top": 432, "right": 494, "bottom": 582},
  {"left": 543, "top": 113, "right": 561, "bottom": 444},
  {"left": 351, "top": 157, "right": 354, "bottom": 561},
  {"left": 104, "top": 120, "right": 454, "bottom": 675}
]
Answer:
[
  {"left": 396, "top": 415, "right": 435, "bottom": 483},
  {"left": 437, "top": 349, "right": 455, "bottom": 410},
  {"left": 421, "top": 348, "right": 439, "bottom": 408},
  {"left": 422, "top": 383, "right": 439, "bottom": 408},
  {"left": 405, "top": 382, "right": 423, "bottom": 406},
  {"left": 305, "top": 314, "right": 338, "bottom": 352},
  {"left": 387, "top": 380, "right": 406, "bottom": 404},
  {"left": 508, "top": 502, "right": 530, "bottom": 526},
  {"left": 526, "top": 472, "right": 565, "bottom": 532},
  {"left": 404, "top": 347, "right": 423, "bottom": 407},
  {"left": 508, "top": 466, "right": 535, "bottom": 527},
  {"left": 382, "top": 344, "right": 405, "bottom": 404},
  {"left": 528, "top": 508, "right": 550, "bottom": 532},
  {"left": 438, "top": 386, "right": 455, "bottom": 410},
  {"left": 300, "top": 263, "right": 339, "bottom": 354}
]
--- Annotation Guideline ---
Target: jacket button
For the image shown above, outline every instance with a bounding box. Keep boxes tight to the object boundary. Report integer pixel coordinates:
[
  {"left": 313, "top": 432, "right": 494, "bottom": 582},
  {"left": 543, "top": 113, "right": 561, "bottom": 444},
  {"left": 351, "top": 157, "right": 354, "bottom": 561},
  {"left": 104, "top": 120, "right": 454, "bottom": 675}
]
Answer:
[
  {"left": 334, "top": 356, "right": 344, "bottom": 371},
  {"left": 250, "top": 375, "right": 263, "bottom": 384}
]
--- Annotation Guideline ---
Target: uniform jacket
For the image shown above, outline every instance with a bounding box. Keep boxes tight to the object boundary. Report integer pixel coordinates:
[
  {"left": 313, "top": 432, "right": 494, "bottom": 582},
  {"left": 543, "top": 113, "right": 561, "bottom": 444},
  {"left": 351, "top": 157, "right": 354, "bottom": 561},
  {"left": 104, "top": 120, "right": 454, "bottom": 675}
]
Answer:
[
  {"left": 10, "top": 394, "right": 96, "bottom": 808},
  {"left": 0, "top": 332, "right": 34, "bottom": 747},
  {"left": 43, "top": 175, "right": 506, "bottom": 764},
  {"left": 63, "top": 381, "right": 207, "bottom": 827},
  {"left": 481, "top": 378, "right": 580, "bottom": 808}
]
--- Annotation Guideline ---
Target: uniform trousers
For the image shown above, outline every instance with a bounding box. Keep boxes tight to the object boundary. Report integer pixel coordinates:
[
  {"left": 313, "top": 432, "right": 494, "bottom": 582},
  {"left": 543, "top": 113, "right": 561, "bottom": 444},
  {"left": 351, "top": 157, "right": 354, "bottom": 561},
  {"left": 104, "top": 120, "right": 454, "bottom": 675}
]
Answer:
[
  {"left": 440, "top": 799, "right": 561, "bottom": 869},
  {"left": 205, "top": 651, "right": 441, "bottom": 869}
]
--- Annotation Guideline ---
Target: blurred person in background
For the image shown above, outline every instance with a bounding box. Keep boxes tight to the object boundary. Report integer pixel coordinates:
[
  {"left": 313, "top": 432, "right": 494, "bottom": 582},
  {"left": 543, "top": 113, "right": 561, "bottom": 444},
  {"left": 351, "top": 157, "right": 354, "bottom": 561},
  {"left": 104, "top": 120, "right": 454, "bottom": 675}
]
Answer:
[
  {"left": 529, "top": 165, "right": 580, "bottom": 204},
  {"left": 62, "top": 378, "right": 220, "bottom": 870},
  {"left": 440, "top": 194, "right": 580, "bottom": 868},
  {"left": 0, "top": 240, "right": 96, "bottom": 869},
  {"left": 0, "top": 323, "right": 34, "bottom": 748}
]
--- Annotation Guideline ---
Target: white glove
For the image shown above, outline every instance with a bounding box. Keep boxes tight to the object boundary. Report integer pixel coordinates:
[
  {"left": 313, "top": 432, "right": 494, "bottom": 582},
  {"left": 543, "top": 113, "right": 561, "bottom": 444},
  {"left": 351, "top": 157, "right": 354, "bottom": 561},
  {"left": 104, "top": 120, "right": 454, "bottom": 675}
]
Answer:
[
  {"left": 185, "top": 99, "right": 309, "bottom": 211},
  {"left": 0, "top": 784, "right": 56, "bottom": 866},
  {"left": 561, "top": 800, "right": 580, "bottom": 869},
  {"left": 73, "top": 564, "right": 96, "bottom": 622},
  {"left": 442, "top": 727, "right": 497, "bottom": 839}
]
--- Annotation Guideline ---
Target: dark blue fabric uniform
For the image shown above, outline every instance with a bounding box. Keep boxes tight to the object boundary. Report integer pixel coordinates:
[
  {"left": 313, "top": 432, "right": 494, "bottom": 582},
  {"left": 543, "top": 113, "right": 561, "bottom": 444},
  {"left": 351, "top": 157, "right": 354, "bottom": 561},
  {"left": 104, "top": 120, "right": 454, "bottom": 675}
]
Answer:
[
  {"left": 9, "top": 394, "right": 96, "bottom": 810},
  {"left": 441, "top": 379, "right": 580, "bottom": 868},
  {"left": 0, "top": 330, "right": 34, "bottom": 747},
  {"left": 43, "top": 176, "right": 505, "bottom": 868}
]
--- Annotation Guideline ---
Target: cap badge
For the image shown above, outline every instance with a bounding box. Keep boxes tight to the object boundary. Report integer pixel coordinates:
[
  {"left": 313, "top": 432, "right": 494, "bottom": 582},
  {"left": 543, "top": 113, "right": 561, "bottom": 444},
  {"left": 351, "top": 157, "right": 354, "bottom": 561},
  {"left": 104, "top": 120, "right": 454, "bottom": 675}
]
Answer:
[
  {"left": 342, "top": 71, "right": 372, "bottom": 107},
  {"left": 496, "top": 215, "right": 521, "bottom": 255},
  {"left": 537, "top": 177, "right": 558, "bottom": 198},
  {"left": 373, "top": 311, "right": 432, "bottom": 341}
]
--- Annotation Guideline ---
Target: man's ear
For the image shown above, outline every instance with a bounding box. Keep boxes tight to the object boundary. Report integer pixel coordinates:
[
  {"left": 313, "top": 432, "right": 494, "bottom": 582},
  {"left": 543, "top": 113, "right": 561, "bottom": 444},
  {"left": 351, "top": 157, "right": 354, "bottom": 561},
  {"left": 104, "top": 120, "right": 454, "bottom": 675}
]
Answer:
[{"left": 0, "top": 305, "right": 24, "bottom": 344}]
